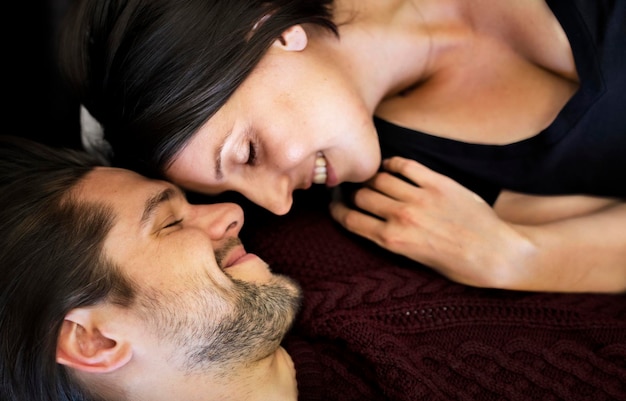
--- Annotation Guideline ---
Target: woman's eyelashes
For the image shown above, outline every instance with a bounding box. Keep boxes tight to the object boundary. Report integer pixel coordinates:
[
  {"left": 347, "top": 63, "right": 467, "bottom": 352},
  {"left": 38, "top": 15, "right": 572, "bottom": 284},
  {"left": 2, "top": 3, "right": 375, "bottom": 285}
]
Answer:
[
  {"left": 229, "top": 130, "right": 258, "bottom": 167},
  {"left": 246, "top": 139, "right": 258, "bottom": 166}
]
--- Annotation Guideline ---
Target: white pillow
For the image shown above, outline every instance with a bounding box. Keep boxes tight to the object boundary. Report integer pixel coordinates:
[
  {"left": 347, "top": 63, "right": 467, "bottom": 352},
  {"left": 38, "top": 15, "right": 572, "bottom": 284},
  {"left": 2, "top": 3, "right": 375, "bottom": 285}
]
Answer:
[{"left": 80, "top": 105, "right": 111, "bottom": 165}]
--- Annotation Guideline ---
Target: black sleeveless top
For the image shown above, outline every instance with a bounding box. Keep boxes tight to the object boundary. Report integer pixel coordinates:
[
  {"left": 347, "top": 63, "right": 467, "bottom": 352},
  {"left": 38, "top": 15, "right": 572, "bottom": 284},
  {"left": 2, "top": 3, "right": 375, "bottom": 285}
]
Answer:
[{"left": 375, "top": 0, "right": 626, "bottom": 205}]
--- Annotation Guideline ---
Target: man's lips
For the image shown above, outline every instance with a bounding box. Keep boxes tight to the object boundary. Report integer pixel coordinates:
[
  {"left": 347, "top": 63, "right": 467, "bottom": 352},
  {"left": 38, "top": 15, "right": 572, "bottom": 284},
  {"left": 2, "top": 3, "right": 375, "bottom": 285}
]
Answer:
[{"left": 222, "top": 246, "right": 258, "bottom": 269}]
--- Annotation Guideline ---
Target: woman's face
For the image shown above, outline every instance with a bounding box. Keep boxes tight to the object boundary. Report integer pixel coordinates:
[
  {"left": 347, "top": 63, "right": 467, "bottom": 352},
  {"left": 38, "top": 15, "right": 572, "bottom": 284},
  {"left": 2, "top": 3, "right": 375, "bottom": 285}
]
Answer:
[{"left": 165, "top": 36, "right": 381, "bottom": 215}]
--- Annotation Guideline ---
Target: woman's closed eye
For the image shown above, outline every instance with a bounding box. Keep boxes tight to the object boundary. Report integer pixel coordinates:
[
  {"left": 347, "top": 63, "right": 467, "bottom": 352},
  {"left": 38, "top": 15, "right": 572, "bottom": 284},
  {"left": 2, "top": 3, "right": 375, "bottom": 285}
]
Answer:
[{"left": 246, "top": 140, "right": 258, "bottom": 166}]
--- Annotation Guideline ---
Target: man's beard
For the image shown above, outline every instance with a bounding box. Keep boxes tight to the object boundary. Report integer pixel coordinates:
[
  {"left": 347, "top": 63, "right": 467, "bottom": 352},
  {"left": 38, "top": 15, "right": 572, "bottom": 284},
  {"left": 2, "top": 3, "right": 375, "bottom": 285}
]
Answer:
[
  {"left": 182, "top": 274, "right": 302, "bottom": 373},
  {"left": 137, "top": 238, "right": 302, "bottom": 374}
]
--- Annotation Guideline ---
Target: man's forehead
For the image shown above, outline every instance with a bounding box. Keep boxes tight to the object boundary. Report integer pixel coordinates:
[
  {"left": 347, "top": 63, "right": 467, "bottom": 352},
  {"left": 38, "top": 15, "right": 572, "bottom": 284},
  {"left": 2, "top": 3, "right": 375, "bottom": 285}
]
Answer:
[
  {"left": 76, "top": 167, "right": 162, "bottom": 216},
  {"left": 79, "top": 168, "right": 169, "bottom": 258},
  {"left": 80, "top": 167, "right": 152, "bottom": 196},
  {"left": 78, "top": 167, "right": 184, "bottom": 227}
]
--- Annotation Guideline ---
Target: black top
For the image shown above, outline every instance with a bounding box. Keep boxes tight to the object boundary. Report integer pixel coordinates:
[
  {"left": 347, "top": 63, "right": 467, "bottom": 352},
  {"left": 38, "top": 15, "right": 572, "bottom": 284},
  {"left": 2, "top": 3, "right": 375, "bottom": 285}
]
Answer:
[{"left": 375, "top": 0, "right": 626, "bottom": 205}]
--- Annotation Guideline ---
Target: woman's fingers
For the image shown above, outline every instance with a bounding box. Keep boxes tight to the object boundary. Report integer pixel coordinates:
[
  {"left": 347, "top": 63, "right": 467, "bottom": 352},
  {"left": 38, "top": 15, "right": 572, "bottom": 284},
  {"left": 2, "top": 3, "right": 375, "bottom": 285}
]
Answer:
[
  {"left": 329, "top": 198, "right": 388, "bottom": 239},
  {"left": 381, "top": 157, "right": 440, "bottom": 189}
]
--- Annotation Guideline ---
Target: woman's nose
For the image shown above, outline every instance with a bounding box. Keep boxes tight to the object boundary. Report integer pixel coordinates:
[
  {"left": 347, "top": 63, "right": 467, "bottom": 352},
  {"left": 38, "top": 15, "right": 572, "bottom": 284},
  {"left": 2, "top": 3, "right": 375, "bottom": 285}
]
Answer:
[
  {"left": 194, "top": 202, "right": 244, "bottom": 239},
  {"left": 243, "top": 177, "right": 293, "bottom": 215}
]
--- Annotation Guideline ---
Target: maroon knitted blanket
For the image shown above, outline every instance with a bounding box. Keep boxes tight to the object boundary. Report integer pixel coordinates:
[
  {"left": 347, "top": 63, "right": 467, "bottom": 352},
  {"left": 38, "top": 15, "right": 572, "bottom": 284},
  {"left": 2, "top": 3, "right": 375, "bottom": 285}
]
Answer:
[{"left": 240, "top": 188, "right": 626, "bottom": 401}]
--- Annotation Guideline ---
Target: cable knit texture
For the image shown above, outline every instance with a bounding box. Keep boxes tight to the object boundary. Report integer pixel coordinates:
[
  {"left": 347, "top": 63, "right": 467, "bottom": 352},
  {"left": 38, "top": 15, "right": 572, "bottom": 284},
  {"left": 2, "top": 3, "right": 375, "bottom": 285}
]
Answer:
[{"left": 239, "top": 189, "right": 626, "bottom": 401}]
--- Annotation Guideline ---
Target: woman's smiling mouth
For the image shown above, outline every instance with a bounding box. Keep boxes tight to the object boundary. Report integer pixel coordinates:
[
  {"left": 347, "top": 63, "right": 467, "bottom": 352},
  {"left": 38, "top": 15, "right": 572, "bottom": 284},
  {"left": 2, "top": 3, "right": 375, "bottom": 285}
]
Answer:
[{"left": 313, "top": 152, "right": 327, "bottom": 184}]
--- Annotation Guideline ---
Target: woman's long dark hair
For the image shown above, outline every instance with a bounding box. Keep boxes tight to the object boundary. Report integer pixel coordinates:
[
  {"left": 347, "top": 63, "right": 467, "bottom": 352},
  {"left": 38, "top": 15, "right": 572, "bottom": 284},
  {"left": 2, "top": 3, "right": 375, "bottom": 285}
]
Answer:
[{"left": 59, "top": 0, "right": 337, "bottom": 177}]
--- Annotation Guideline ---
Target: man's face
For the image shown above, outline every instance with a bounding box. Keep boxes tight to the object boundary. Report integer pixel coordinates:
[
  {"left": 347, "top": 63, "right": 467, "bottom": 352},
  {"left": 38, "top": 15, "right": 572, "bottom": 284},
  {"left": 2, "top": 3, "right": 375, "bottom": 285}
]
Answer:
[{"left": 75, "top": 167, "right": 301, "bottom": 373}]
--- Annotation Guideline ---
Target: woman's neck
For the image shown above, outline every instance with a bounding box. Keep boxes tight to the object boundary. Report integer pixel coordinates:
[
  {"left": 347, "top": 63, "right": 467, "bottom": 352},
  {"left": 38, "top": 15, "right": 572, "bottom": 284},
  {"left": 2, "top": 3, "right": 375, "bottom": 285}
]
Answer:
[{"left": 327, "top": 0, "right": 471, "bottom": 113}]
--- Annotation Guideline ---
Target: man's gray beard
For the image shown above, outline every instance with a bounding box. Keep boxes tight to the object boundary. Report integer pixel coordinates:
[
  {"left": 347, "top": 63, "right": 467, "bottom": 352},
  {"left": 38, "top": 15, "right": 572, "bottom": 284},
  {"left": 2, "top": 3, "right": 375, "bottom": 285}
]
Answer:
[
  {"left": 182, "top": 274, "right": 302, "bottom": 373},
  {"left": 137, "top": 264, "right": 302, "bottom": 375}
]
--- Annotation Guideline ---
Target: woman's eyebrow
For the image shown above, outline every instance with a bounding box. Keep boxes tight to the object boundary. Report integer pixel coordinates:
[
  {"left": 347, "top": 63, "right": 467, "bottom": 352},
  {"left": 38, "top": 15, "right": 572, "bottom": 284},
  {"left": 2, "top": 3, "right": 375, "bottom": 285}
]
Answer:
[{"left": 215, "top": 140, "right": 224, "bottom": 180}]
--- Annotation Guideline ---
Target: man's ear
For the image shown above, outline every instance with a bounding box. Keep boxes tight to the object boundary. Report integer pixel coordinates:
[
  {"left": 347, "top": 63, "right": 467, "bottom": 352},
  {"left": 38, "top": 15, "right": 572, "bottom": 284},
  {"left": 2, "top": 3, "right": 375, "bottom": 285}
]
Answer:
[
  {"left": 56, "top": 308, "right": 132, "bottom": 373},
  {"left": 272, "top": 25, "right": 308, "bottom": 51}
]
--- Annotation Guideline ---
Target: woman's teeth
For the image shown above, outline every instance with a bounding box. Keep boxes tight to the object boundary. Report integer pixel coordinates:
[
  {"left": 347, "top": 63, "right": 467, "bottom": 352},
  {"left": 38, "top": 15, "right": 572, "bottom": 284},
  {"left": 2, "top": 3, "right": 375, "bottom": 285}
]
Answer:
[{"left": 313, "top": 152, "right": 327, "bottom": 184}]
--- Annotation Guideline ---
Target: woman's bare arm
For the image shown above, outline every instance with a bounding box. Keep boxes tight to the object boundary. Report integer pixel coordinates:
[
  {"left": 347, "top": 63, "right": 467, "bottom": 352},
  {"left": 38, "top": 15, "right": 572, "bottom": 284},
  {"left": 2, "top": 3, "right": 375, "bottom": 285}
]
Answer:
[{"left": 330, "top": 157, "right": 626, "bottom": 293}]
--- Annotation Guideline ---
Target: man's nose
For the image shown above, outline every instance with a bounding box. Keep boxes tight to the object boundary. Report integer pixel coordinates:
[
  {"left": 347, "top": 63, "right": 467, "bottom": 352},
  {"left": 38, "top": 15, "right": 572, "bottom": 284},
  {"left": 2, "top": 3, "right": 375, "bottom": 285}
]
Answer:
[{"left": 194, "top": 202, "right": 244, "bottom": 239}]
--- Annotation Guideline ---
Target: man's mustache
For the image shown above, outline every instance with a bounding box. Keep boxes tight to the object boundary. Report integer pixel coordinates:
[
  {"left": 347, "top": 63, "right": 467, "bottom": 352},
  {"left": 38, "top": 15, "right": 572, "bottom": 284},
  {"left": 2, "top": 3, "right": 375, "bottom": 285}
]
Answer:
[{"left": 213, "top": 237, "right": 244, "bottom": 269}]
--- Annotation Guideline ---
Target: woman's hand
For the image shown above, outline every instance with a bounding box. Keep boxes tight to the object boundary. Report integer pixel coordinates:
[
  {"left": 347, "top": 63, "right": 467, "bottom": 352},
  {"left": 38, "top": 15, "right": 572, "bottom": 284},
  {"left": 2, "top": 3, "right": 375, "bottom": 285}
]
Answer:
[
  {"left": 330, "top": 157, "right": 626, "bottom": 293},
  {"left": 329, "top": 157, "right": 536, "bottom": 289}
]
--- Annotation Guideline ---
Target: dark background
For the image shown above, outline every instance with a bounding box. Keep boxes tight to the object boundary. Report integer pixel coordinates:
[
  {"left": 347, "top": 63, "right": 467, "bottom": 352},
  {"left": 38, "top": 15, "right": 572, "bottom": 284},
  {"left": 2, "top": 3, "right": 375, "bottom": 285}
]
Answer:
[{"left": 7, "top": 1, "right": 82, "bottom": 149}]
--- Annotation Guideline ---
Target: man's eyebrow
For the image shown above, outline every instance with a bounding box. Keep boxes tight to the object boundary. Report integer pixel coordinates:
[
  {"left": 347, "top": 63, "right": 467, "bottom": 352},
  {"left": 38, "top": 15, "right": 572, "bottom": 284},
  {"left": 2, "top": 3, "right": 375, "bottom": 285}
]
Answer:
[{"left": 140, "top": 187, "right": 184, "bottom": 227}]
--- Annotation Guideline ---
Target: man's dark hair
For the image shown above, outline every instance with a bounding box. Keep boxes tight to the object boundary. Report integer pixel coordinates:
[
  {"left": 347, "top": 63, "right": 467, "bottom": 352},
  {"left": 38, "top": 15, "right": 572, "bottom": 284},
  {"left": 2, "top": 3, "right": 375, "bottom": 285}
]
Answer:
[
  {"left": 0, "top": 136, "right": 136, "bottom": 401},
  {"left": 59, "top": 0, "right": 338, "bottom": 177}
]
